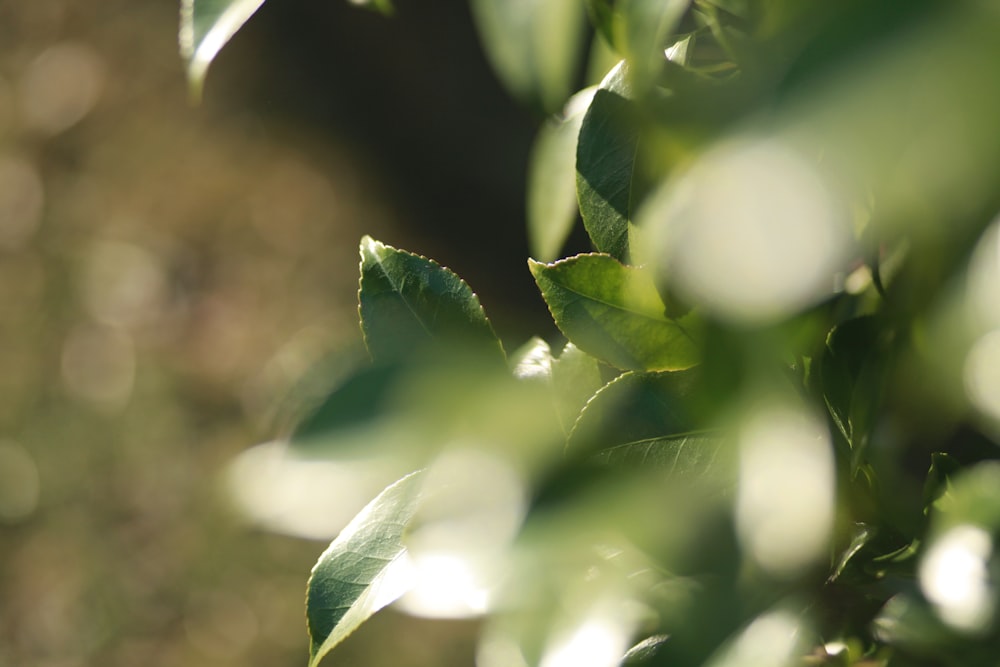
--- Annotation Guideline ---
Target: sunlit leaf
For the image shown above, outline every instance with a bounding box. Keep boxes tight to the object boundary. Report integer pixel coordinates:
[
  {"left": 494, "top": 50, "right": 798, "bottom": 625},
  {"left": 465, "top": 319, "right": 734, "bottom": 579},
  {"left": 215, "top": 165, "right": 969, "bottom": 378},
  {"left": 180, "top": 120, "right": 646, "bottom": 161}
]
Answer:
[
  {"left": 179, "top": 0, "right": 267, "bottom": 100},
  {"left": 551, "top": 343, "right": 604, "bottom": 435},
  {"left": 529, "top": 253, "right": 701, "bottom": 371},
  {"left": 358, "top": 236, "right": 503, "bottom": 363},
  {"left": 615, "top": 0, "right": 689, "bottom": 92},
  {"left": 306, "top": 470, "right": 424, "bottom": 667},
  {"left": 576, "top": 62, "right": 640, "bottom": 261},
  {"left": 469, "top": 0, "right": 586, "bottom": 113},
  {"left": 528, "top": 87, "right": 597, "bottom": 262}
]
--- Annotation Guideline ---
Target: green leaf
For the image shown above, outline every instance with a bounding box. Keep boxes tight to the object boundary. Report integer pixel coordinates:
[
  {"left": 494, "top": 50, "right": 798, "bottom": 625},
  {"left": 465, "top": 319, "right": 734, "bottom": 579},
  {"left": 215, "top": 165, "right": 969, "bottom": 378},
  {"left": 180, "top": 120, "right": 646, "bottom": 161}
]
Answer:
[
  {"left": 551, "top": 343, "right": 604, "bottom": 435},
  {"left": 568, "top": 371, "right": 719, "bottom": 477},
  {"left": 358, "top": 236, "right": 503, "bottom": 363},
  {"left": 529, "top": 253, "right": 701, "bottom": 371},
  {"left": 306, "top": 470, "right": 424, "bottom": 667},
  {"left": 348, "top": 0, "right": 394, "bottom": 14},
  {"left": 528, "top": 87, "right": 597, "bottom": 262},
  {"left": 179, "top": 0, "right": 267, "bottom": 101},
  {"left": 576, "top": 62, "right": 641, "bottom": 260},
  {"left": 469, "top": 0, "right": 586, "bottom": 113},
  {"left": 615, "top": 0, "right": 690, "bottom": 92},
  {"left": 819, "top": 316, "right": 892, "bottom": 471}
]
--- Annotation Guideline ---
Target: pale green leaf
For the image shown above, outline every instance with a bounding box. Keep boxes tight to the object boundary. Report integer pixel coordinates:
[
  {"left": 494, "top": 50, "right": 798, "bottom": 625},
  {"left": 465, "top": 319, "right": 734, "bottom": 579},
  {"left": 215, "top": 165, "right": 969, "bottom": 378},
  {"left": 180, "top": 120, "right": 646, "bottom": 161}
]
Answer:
[
  {"left": 550, "top": 343, "right": 603, "bottom": 435},
  {"left": 470, "top": 0, "right": 587, "bottom": 113},
  {"left": 614, "top": 0, "right": 690, "bottom": 92},
  {"left": 179, "top": 0, "right": 266, "bottom": 100},
  {"left": 306, "top": 470, "right": 424, "bottom": 667},
  {"left": 528, "top": 87, "right": 597, "bottom": 262},
  {"left": 358, "top": 236, "right": 503, "bottom": 363},
  {"left": 529, "top": 253, "right": 701, "bottom": 371}
]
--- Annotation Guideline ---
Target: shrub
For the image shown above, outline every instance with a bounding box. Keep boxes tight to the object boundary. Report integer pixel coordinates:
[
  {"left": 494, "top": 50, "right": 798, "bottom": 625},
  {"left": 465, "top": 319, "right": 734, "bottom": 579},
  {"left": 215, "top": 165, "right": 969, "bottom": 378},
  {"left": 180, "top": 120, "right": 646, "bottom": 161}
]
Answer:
[{"left": 182, "top": 2, "right": 1000, "bottom": 666}]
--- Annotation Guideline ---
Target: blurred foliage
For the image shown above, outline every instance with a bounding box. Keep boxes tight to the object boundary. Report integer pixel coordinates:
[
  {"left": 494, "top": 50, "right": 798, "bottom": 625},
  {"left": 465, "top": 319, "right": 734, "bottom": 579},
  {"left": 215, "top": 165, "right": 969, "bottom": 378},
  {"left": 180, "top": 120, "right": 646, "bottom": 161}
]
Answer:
[{"left": 195, "top": 1, "right": 1000, "bottom": 666}]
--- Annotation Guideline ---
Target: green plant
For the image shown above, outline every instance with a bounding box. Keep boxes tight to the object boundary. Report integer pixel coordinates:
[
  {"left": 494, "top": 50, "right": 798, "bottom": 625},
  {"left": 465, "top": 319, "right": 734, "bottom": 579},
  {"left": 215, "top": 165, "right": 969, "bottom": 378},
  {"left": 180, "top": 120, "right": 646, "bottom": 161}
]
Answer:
[{"left": 182, "top": 2, "right": 1000, "bottom": 666}]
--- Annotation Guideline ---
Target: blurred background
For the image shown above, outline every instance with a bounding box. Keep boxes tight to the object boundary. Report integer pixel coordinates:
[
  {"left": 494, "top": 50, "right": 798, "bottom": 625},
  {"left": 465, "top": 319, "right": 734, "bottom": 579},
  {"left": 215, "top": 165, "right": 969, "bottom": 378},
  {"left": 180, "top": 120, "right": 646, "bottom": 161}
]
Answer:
[{"left": 0, "top": 1, "right": 547, "bottom": 665}]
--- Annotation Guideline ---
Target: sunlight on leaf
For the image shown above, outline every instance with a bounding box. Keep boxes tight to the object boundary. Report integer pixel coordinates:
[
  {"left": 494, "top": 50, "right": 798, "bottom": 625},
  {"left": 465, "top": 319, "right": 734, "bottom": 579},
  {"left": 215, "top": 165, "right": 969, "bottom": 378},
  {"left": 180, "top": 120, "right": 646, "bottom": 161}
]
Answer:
[
  {"left": 530, "top": 253, "right": 701, "bottom": 371},
  {"left": 306, "top": 470, "right": 425, "bottom": 667},
  {"left": 576, "top": 62, "right": 638, "bottom": 262},
  {"left": 358, "top": 236, "right": 503, "bottom": 363},
  {"left": 179, "top": 0, "right": 267, "bottom": 101}
]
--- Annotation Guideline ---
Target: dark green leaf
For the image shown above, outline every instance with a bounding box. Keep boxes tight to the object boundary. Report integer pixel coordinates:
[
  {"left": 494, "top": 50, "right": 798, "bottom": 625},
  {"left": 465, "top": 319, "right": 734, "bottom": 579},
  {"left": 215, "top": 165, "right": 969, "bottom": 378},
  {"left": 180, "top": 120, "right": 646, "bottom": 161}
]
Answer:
[
  {"left": 292, "top": 363, "right": 403, "bottom": 447},
  {"left": 528, "top": 87, "right": 597, "bottom": 262},
  {"left": 568, "top": 370, "right": 720, "bottom": 477},
  {"left": 529, "top": 253, "right": 702, "bottom": 371},
  {"left": 358, "top": 236, "right": 502, "bottom": 363},
  {"left": 576, "top": 63, "right": 639, "bottom": 261},
  {"left": 306, "top": 470, "right": 424, "bottom": 667},
  {"left": 820, "top": 316, "right": 892, "bottom": 471},
  {"left": 179, "top": 0, "right": 267, "bottom": 100}
]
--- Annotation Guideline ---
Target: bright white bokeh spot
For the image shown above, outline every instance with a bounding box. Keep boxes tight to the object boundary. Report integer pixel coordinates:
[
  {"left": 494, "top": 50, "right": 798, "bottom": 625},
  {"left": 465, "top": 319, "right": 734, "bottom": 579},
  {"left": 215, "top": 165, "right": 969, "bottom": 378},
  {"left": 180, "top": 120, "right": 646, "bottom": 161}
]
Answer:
[
  {"left": 396, "top": 551, "right": 493, "bottom": 618},
  {"left": 540, "top": 610, "right": 631, "bottom": 667},
  {"left": 706, "top": 610, "right": 802, "bottom": 667},
  {"left": 225, "top": 441, "right": 394, "bottom": 540},
  {"left": 736, "top": 404, "right": 835, "bottom": 577},
  {"left": 919, "top": 524, "right": 995, "bottom": 634},
  {"left": 398, "top": 448, "right": 528, "bottom": 618},
  {"left": 964, "top": 330, "right": 1000, "bottom": 424},
  {"left": 647, "top": 138, "right": 851, "bottom": 323}
]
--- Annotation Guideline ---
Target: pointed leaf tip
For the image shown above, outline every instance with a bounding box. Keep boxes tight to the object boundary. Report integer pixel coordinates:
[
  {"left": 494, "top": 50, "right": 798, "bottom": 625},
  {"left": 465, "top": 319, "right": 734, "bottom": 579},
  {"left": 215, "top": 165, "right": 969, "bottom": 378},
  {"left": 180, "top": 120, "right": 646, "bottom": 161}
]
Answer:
[
  {"left": 306, "top": 470, "right": 425, "bottom": 667},
  {"left": 180, "top": 0, "right": 267, "bottom": 99}
]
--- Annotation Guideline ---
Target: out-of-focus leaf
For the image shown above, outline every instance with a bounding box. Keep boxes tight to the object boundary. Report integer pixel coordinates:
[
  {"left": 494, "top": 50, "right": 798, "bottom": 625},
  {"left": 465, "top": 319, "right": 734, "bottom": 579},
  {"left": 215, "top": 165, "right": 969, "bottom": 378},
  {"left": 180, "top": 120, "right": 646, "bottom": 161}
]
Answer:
[
  {"left": 922, "top": 452, "right": 960, "bottom": 516},
  {"left": 584, "top": 0, "right": 617, "bottom": 48},
  {"left": 529, "top": 253, "right": 702, "bottom": 371},
  {"left": 358, "top": 236, "right": 502, "bottom": 363},
  {"left": 345, "top": 0, "right": 394, "bottom": 14},
  {"left": 510, "top": 336, "right": 555, "bottom": 381},
  {"left": 551, "top": 343, "right": 604, "bottom": 435},
  {"left": 528, "top": 87, "right": 597, "bottom": 262},
  {"left": 292, "top": 363, "right": 402, "bottom": 445},
  {"left": 306, "top": 470, "right": 424, "bottom": 667},
  {"left": 576, "top": 62, "right": 641, "bottom": 261},
  {"left": 469, "top": 0, "right": 586, "bottom": 113},
  {"left": 568, "top": 371, "right": 719, "bottom": 477},
  {"left": 179, "top": 0, "right": 267, "bottom": 100},
  {"left": 615, "top": 0, "right": 690, "bottom": 92},
  {"left": 820, "top": 316, "right": 892, "bottom": 472}
]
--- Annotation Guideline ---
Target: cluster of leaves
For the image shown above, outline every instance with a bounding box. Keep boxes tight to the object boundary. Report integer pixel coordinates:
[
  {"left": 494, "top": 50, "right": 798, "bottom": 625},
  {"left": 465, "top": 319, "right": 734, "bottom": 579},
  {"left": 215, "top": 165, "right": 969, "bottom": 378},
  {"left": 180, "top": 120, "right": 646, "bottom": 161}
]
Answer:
[{"left": 182, "top": 1, "right": 1000, "bottom": 666}]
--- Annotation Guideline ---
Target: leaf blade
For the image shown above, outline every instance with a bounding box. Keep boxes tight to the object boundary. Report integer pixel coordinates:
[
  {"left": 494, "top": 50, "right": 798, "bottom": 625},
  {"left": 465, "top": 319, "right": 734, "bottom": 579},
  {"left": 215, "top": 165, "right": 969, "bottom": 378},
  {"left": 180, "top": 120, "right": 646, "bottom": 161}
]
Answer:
[
  {"left": 306, "top": 470, "right": 424, "bottom": 667},
  {"left": 358, "top": 236, "right": 502, "bottom": 363},
  {"left": 575, "top": 62, "right": 644, "bottom": 260},
  {"left": 529, "top": 253, "right": 701, "bottom": 371},
  {"left": 179, "top": 0, "right": 267, "bottom": 100}
]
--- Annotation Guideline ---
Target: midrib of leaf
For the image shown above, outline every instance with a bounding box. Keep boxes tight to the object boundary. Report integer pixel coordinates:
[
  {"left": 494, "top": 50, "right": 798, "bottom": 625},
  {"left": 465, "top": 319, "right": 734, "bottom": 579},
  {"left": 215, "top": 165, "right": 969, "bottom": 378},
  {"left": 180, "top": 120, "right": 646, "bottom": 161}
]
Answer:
[
  {"left": 541, "top": 270, "right": 688, "bottom": 333},
  {"left": 369, "top": 249, "right": 435, "bottom": 339}
]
